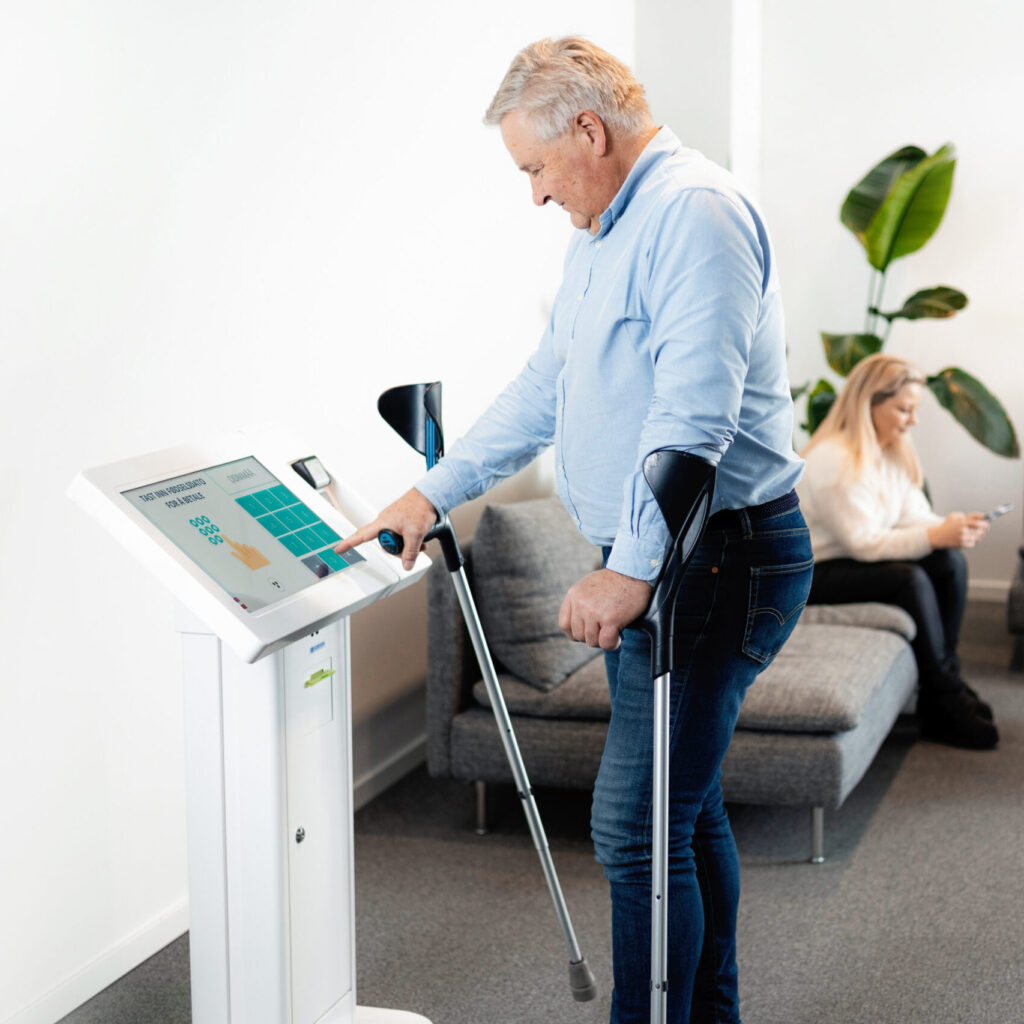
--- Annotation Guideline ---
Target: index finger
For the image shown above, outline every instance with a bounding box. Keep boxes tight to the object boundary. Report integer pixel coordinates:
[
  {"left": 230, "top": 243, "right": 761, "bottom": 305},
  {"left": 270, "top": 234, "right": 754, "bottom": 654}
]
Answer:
[{"left": 334, "top": 521, "right": 380, "bottom": 555}]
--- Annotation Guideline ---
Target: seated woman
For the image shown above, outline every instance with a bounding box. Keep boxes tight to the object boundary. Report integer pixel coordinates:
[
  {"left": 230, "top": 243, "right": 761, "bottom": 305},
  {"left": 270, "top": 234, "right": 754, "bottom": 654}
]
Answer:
[{"left": 797, "top": 353, "right": 997, "bottom": 749}]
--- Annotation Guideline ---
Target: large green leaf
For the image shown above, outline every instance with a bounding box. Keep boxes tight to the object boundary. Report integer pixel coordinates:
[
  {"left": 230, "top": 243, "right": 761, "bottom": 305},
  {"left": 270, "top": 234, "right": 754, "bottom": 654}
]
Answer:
[
  {"left": 841, "top": 146, "right": 925, "bottom": 239},
  {"left": 821, "top": 332, "right": 883, "bottom": 376},
  {"left": 876, "top": 286, "right": 968, "bottom": 321},
  {"left": 926, "top": 367, "right": 1020, "bottom": 457},
  {"left": 804, "top": 378, "right": 837, "bottom": 434},
  {"left": 863, "top": 144, "right": 957, "bottom": 271}
]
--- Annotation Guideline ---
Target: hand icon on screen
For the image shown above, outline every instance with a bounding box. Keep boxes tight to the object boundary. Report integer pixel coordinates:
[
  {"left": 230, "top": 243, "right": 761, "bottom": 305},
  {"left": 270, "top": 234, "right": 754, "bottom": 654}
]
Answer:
[{"left": 224, "top": 536, "right": 271, "bottom": 570}]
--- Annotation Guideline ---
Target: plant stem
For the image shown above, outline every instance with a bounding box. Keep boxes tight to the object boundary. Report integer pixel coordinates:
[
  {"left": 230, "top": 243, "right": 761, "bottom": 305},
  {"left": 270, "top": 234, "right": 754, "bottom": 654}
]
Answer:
[{"left": 869, "top": 270, "right": 887, "bottom": 340}]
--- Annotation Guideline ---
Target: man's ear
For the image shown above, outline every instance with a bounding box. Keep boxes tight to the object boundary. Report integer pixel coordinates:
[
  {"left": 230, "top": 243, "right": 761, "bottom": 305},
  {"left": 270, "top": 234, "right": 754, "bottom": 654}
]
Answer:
[{"left": 574, "top": 110, "right": 608, "bottom": 157}]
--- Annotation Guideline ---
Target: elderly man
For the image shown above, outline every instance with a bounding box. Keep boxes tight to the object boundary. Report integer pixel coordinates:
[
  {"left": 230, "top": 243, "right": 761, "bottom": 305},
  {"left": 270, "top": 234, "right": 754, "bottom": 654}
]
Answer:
[{"left": 339, "top": 37, "right": 811, "bottom": 1024}]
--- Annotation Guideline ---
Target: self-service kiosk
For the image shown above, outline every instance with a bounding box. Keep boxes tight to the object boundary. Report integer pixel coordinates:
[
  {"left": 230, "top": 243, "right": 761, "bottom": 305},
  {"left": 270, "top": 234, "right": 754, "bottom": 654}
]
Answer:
[{"left": 69, "top": 428, "right": 432, "bottom": 1024}]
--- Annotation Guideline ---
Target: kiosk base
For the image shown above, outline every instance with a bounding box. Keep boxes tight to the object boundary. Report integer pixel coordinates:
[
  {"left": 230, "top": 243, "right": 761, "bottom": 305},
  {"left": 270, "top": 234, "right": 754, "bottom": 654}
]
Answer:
[{"left": 181, "top": 610, "right": 431, "bottom": 1024}]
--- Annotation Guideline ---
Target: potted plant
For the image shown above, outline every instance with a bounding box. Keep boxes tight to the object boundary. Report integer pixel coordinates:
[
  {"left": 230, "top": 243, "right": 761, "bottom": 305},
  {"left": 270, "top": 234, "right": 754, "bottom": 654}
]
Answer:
[{"left": 799, "top": 143, "right": 1019, "bottom": 459}]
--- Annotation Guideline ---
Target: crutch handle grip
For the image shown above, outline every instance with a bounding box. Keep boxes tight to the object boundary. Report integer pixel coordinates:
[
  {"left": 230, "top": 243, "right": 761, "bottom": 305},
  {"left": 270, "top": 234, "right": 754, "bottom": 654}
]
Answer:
[
  {"left": 636, "top": 450, "right": 716, "bottom": 679},
  {"left": 377, "top": 521, "right": 464, "bottom": 572}
]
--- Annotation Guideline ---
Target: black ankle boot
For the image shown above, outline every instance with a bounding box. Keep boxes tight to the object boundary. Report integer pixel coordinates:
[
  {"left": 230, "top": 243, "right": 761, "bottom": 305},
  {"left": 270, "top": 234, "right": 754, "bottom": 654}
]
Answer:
[
  {"left": 959, "top": 680, "right": 994, "bottom": 722},
  {"left": 918, "top": 687, "right": 999, "bottom": 750}
]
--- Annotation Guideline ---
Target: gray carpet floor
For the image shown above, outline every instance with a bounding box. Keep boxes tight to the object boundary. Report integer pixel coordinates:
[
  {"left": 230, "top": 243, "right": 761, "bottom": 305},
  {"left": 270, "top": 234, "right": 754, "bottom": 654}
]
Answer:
[{"left": 60, "top": 603, "right": 1024, "bottom": 1024}]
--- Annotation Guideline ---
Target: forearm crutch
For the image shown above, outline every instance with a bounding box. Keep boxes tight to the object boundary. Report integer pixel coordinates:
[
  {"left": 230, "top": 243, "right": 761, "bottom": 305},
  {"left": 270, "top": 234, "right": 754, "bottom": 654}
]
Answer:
[
  {"left": 374, "top": 381, "right": 597, "bottom": 1003},
  {"left": 635, "top": 449, "right": 716, "bottom": 1024}
]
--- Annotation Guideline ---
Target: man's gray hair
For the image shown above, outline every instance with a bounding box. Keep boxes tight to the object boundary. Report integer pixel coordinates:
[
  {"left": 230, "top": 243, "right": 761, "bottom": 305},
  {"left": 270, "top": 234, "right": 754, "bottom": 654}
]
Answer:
[{"left": 484, "top": 36, "right": 653, "bottom": 143}]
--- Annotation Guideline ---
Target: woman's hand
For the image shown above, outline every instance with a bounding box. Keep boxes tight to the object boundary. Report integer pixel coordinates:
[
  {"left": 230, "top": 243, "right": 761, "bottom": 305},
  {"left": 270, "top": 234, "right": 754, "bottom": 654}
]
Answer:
[{"left": 927, "top": 512, "right": 990, "bottom": 550}]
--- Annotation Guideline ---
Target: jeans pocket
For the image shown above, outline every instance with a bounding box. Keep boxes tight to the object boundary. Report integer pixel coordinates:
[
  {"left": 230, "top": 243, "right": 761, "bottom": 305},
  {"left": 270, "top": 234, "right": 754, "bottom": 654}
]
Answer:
[{"left": 742, "top": 557, "right": 814, "bottom": 665}]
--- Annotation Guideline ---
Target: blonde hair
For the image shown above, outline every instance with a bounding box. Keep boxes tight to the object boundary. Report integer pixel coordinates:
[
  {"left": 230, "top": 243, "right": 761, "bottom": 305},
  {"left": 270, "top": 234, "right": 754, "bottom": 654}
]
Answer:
[
  {"left": 483, "top": 36, "right": 653, "bottom": 143},
  {"left": 802, "top": 353, "right": 927, "bottom": 484}
]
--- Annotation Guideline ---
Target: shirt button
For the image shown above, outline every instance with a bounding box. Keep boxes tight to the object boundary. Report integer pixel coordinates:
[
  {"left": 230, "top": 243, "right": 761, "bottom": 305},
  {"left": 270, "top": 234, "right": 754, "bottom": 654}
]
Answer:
[
  {"left": 595, "top": 241, "right": 602, "bottom": 249},
  {"left": 577, "top": 293, "right": 584, "bottom": 301}
]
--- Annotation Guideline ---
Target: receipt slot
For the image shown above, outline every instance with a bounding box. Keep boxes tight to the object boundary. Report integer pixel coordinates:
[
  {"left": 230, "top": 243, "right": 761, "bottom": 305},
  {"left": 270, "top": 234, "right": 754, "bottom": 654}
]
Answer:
[{"left": 70, "top": 429, "right": 432, "bottom": 1024}]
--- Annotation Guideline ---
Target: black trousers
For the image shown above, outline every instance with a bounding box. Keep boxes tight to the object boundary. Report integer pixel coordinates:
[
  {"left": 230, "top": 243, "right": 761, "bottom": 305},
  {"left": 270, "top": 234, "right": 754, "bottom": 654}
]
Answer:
[{"left": 808, "top": 549, "right": 968, "bottom": 692}]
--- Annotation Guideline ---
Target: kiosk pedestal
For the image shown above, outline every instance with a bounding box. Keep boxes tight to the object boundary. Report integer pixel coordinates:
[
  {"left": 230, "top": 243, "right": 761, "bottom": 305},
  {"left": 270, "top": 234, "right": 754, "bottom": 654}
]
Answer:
[{"left": 70, "top": 429, "right": 432, "bottom": 1024}]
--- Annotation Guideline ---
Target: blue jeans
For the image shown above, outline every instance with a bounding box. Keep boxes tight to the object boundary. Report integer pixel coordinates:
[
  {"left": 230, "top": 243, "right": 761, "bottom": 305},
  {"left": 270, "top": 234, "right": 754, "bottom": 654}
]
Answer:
[{"left": 593, "top": 497, "right": 813, "bottom": 1024}]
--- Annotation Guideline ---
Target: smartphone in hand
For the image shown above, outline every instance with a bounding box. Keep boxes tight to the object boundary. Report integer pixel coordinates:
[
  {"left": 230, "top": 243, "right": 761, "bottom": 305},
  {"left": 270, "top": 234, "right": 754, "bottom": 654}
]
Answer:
[{"left": 983, "top": 503, "right": 1013, "bottom": 521}]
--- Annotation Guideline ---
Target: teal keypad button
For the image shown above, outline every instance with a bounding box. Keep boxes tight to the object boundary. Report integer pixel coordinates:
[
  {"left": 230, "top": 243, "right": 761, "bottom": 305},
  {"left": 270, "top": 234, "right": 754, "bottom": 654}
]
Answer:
[
  {"left": 319, "top": 547, "right": 347, "bottom": 572},
  {"left": 344, "top": 548, "right": 365, "bottom": 564},
  {"left": 255, "top": 488, "right": 284, "bottom": 511},
  {"left": 292, "top": 504, "right": 319, "bottom": 526},
  {"left": 276, "top": 507, "right": 304, "bottom": 532},
  {"left": 312, "top": 522, "right": 341, "bottom": 546},
  {"left": 295, "top": 527, "right": 321, "bottom": 550},
  {"left": 280, "top": 533, "right": 311, "bottom": 556},
  {"left": 257, "top": 513, "right": 288, "bottom": 537},
  {"left": 270, "top": 484, "right": 299, "bottom": 507},
  {"left": 237, "top": 494, "right": 265, "bottom": 517}
]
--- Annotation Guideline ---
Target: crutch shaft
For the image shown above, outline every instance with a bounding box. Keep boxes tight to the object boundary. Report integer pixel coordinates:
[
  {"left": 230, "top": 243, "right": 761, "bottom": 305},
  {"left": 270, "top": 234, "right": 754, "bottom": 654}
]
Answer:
[
  {"left": 650, "top": 669, "right": 671, "bottom": 1024},
  {"left": 450, "top": 568, "right": 586, "bottom": 964}
]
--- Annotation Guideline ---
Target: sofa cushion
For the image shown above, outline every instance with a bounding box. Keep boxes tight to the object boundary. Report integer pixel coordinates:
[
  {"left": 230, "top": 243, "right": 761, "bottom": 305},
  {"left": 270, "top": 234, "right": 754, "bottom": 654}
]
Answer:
[
  {"left": 471, "top": 498, "right": 603, "bottom": 690},
  {"left": 472, "top": 655, "right": 612, "bottom": 720},
  {"left": 737, "top": 621, "right": 912, "bottom": 733},
  {"left": 798, "top": 602, "right": 916, "bottom": 641}
]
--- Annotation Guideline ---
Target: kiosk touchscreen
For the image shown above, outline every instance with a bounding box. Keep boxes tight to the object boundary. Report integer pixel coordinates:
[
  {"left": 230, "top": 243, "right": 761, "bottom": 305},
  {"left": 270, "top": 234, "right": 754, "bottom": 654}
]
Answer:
[
  {"left": 70, "top": 429, "right": 431, "bottom": 1024},
  {"left": 122, "top": 456, "right": 366, "bottom": 611},
  {"left": 71, "top": 429, "right": 427, "bottom": 663}
]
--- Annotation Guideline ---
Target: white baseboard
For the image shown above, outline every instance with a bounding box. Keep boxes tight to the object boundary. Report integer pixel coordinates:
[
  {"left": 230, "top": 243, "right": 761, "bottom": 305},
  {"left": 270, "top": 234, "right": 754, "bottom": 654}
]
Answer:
[
  {"left": 353, "top": 735, "right": 426, "bottom": 812},
  {"left": 5, "top": 897, "right": 189, "bottom": 1024},
  {"left": 969, "top": 579, "right": 1010, "bottom": 603}
]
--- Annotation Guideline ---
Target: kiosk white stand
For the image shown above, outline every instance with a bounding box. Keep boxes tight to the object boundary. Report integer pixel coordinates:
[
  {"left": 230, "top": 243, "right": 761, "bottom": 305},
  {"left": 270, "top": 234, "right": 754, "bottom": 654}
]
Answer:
[{"left": 70, "top": 428, "right": 432, "bottom": 1024}]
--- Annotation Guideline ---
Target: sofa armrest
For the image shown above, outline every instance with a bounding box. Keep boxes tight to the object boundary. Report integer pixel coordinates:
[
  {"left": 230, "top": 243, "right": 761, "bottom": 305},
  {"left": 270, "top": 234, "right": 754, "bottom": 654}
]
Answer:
[
  {"left": 425, "top": 543, "right": 482, "bottom": 777},
  {"left": 800, "top": 602, "right": 916, "bottom": 642}
]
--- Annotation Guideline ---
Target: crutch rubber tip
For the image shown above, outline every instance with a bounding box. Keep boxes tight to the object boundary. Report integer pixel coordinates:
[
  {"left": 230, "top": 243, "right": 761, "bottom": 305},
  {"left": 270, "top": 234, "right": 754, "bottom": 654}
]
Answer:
[{"left": 568, "top": 958, "right": 597, "bottom": 1001}]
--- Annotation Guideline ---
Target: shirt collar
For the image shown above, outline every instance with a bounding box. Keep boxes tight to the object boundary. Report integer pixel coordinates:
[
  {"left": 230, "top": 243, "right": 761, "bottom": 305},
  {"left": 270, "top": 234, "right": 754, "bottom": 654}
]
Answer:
[{"left": 594, "top": 126, "right": 683, "bottom": 240}]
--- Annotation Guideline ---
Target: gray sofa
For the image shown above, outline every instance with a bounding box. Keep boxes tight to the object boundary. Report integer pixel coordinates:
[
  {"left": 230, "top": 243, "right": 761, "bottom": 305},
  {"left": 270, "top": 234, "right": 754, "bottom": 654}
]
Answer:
[{"left": 426, "top": 497, "right": 918, "bottom": 862}]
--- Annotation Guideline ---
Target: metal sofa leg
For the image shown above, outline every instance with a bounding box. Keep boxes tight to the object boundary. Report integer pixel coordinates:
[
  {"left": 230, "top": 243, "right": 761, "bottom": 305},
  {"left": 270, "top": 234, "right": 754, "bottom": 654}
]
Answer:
[
  {"left": 1010, "top": 634, "right": 1024, "bottom": 672},
  {"left": 810, "top": 806, "right": 825, "bottom": 864},
  {"left": 475, "top": 780, "right": 488, "bottom": 835}
]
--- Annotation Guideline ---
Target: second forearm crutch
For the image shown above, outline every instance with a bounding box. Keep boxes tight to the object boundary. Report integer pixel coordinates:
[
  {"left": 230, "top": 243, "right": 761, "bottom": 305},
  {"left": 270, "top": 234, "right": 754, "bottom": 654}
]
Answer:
[
  {"left": 635, "top": 449, "right": 716, "bottom": 1024},
  {"left": 374, "top": 381, "right": 597, "bottom": 1003}
]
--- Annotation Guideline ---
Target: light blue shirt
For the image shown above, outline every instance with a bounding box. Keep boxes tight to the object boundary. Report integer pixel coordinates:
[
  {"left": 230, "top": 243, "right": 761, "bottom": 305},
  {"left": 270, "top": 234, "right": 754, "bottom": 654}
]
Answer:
[{"left": 417, "top": 127, "right": 803, "bottom": 582}]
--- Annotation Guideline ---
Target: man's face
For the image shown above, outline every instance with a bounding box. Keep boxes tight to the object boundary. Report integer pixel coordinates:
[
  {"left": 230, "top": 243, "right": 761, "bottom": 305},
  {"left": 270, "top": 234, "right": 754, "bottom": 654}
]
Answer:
[{"left": 500, "top": 108, "right": 607, "bottom": 234}]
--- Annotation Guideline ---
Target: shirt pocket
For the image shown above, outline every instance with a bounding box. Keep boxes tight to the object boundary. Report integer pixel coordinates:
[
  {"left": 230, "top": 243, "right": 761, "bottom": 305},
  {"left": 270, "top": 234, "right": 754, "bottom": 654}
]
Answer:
[{"left": 741, "top": 557, "right": 814, "bottom": 666}]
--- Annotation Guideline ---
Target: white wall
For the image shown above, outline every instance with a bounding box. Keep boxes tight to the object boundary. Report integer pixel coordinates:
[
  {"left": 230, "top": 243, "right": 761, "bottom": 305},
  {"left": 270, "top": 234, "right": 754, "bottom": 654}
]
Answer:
[
  {"left": 635, "top": 0, "right": 762, "bottom": 195},
  {"left": 0, "top": 5, "right": 633, "bottom": 1022}
]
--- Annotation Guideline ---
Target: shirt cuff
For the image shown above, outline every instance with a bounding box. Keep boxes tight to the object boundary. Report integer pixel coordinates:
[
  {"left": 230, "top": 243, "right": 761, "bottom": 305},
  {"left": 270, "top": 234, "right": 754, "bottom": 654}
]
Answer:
[
  {"left": 412, "top": 463, "right": 463, "bottom": 520},
  {"left": 605, "top": 529, "right": 669, "bottom": 583},
  {"left": 906, "top": 523, "right": 936, "bottom": 559}
]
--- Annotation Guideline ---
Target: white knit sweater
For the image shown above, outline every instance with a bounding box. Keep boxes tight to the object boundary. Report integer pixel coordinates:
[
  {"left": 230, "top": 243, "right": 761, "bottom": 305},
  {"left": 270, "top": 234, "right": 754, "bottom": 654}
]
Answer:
[{"left": 796, "top": 437, "right": 942, "bottom": 563}]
